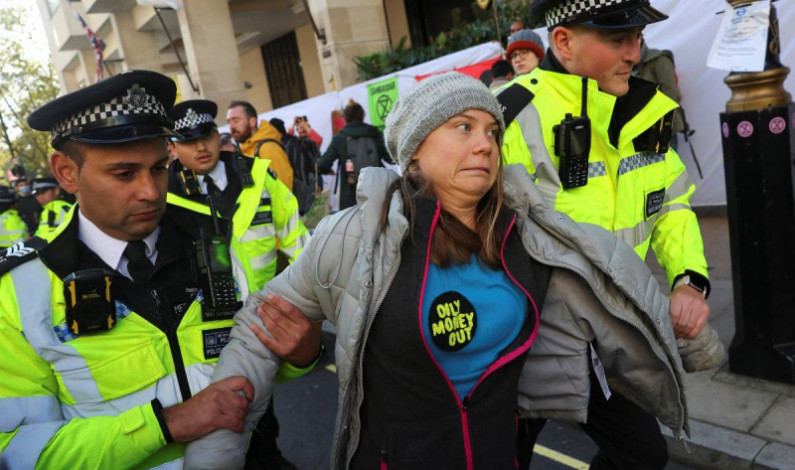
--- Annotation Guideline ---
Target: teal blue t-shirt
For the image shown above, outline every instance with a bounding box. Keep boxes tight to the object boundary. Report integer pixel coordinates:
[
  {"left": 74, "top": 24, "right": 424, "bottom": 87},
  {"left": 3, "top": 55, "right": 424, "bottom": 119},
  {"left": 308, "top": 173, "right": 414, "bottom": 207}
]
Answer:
[{"left": 421, "top": 254, "right": 528, "bottom": 400}]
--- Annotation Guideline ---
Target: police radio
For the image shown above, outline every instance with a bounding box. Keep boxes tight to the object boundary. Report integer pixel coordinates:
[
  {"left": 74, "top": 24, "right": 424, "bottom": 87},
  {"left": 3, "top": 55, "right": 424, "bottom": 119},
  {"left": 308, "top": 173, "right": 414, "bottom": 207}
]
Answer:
[
  {"left": 177, "top": 165, "right": 201, "bottom": 196},
  {"left": 553, "top": 76, "right": 591, "bottom": 189},
  {"left": 194, "top": 195, "right": 242, "bottom": 321},
  {"left": 63, "top": 269, "right": 116, "bottom": 335}
]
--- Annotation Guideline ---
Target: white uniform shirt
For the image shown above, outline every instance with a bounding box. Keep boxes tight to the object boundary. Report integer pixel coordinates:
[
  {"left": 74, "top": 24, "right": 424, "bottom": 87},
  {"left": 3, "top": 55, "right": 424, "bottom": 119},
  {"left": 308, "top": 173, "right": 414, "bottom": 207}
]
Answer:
[
  {"left": 78, "top": 210, "right": 159, "bottom": 281},
  {"left": 196, "top": 160, "right": 228, "bottom": 194}
]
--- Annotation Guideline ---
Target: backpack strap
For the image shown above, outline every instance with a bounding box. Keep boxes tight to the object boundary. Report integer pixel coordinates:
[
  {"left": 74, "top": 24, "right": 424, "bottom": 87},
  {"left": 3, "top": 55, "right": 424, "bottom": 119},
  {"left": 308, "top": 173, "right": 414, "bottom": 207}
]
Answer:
[{"left": 254, "top": 138, "right": 284, "bottom": 157}]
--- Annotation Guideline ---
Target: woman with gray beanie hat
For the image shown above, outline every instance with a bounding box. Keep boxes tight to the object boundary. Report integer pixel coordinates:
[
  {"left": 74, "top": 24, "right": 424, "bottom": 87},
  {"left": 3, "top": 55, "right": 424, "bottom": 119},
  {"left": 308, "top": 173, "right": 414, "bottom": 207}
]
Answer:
[{"left": 186, "top": 72, "right": 691, "bottom": 470}]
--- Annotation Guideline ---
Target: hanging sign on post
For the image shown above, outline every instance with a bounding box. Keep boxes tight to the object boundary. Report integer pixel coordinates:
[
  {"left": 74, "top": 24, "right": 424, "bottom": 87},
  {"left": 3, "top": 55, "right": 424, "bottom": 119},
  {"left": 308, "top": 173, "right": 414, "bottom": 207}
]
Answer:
[{"left": 707, "top": 0, "right": 770, "bottom": 72}]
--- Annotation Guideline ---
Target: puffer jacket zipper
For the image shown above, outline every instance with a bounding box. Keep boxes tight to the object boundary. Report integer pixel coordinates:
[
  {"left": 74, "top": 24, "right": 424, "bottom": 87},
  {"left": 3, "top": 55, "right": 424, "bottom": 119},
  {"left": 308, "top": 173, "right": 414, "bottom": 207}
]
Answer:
[{"left": 416, "top": 206, "right": 540, "bottom": 469}]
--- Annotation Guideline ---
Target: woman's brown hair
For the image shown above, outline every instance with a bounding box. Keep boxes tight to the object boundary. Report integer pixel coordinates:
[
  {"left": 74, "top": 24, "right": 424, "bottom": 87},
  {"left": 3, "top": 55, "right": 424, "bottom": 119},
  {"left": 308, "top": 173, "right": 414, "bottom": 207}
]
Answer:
[{"left": 381, "top": 156, "right": 505, "bottom": 270}]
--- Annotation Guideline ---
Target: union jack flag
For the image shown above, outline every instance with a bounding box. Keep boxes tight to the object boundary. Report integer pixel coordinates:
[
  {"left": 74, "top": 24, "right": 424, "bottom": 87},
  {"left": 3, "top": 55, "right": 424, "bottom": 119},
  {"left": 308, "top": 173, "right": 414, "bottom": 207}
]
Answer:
[{"left": 69, "top": 5, "right": 106, "bottom": 83}]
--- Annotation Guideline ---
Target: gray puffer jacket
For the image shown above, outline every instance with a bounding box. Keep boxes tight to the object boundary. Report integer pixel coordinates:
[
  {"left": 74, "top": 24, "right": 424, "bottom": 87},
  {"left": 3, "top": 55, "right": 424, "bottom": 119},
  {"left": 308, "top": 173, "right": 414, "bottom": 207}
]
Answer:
[{"left": 183, "top": 165, "right": 687, "bottom": 470}]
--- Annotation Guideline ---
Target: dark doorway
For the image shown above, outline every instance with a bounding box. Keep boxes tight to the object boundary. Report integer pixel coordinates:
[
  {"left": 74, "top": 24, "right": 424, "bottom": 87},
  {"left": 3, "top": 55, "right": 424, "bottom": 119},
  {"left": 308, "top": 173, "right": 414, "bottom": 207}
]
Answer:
[
  {"left": 261, "top": 31, "right": 308, "bottom": 109},
  {"left": 403, "top": 0, "right": 491, "bottom": 48}
]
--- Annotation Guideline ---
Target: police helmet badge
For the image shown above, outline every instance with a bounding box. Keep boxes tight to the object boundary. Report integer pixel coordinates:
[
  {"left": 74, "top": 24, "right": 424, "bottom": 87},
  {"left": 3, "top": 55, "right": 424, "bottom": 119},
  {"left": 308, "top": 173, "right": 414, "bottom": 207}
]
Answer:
[{"left": 125, "top": 83, "right": 149, "bottom": 109}]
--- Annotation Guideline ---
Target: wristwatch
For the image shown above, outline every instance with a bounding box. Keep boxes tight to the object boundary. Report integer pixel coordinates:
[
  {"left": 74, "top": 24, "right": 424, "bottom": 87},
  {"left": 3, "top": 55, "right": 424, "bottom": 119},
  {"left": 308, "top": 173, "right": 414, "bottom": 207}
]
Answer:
[{"left": 673, "top": 271, "right": 710, "bottom": 299}]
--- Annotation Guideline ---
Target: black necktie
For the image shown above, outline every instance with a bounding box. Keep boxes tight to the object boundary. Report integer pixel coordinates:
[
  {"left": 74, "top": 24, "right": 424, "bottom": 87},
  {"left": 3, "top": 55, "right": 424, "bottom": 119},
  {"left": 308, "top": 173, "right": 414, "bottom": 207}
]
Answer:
[
  {"left": 124, "top": 240, "right": 153, "bottom": 283},
  {"left": 205, "top": 175, "right": 222, "bottom": 200}
]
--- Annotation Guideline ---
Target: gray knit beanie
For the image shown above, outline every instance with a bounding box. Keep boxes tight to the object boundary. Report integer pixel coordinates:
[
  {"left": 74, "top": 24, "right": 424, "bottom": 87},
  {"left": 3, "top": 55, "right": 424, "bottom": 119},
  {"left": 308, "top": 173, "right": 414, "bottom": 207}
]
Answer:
[
  {"left": 506, "top": 29, "right": 545, "bottom": 61},
  {"left": 384, "top": 72, "right": 505, "bottom": 173}
]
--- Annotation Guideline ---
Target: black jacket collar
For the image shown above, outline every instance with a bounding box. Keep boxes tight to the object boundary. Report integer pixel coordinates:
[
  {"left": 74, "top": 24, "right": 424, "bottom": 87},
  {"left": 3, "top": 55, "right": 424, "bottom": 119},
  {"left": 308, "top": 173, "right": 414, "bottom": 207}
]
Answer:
[
  {"left": 39, "top": 207, "right": 195, "bottom": 281},
  {"left": 539, "top": 49, "right": 659, "bottom": 147}
]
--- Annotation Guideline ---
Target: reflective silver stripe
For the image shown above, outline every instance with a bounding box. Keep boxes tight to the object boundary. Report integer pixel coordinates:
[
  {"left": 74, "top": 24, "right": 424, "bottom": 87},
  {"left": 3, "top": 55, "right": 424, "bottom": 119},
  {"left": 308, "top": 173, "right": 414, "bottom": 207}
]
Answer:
[
  {"left": 657, "top": 203, "right": 690, "bottom": 218},
  {"left": 617, "top": 152, "right": 665, "bottom": 176},
  {"left": 3, "top": 421, "right": 64, "bottom": 469},
  {"left": 614, "top": 201, "right": 692, "bottom": 249},
  {"left": 278, "top": 214, "right": 308, "bottom": 262},
  {"left": 61, "top": 372, "right": 178, "bottom": 419},
  {"left": 11, "top": 260, "right": 104, "bottom": 403},
  {"left": 240, "top": 224, "right": 275, "bottom": 243},
  {"left": 185, "top": 362, "right": 214, "bottom": 396},
  {"left": 0, "top": 395, "right": 62, "bottom": 432},
  {"left": 60, "top": 363, "right": 211, "bottom": 419},
  {"left": 0, "top": 229, "right": 27, "bottom": 237},
  {"left": 250, "top": 251, "right": 277, "bottom": 272},
  {"left": 231, "top": 247, "right": 251, "bottom": 300},
  {"left": 615, "top": 218, "right": 655, "bottom": 249},
  {"left": 514, "top": 102, "right": 563, "bottom": 207},
  {"left": 665, "top": 171, "right": 694, "bottom": 202}
]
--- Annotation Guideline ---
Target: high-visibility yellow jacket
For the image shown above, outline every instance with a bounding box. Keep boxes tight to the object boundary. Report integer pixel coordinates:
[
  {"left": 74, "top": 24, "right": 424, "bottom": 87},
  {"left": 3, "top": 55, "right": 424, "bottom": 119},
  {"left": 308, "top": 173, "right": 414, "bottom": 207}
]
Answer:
[
  {"left": 239, "top": 123, "right": 294, "bottom": 191},
  {"left": 167, "top": 156, "right": 309, "bottom": 298},
  {"left": 499, "top": 67, "right": 708, "bottom": 287},
  {"left": 0, "top": 208, "right": 310, "bottom": 469},
  {"left": 0, "top": 209, "right": 27, "bottom": 248},
  {"left": 34, "top": 199, "right": 72, "bottom": 239}
]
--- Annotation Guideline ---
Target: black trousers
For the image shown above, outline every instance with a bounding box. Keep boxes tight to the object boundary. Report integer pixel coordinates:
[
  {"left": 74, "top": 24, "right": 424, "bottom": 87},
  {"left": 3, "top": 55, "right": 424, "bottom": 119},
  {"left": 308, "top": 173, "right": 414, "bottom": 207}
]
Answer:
[
  {"left": 516, "top": 374, "right": 668, "bottom": 470},
  {"left": 245, "top": 397, "right": 286, "bottom": 470}
]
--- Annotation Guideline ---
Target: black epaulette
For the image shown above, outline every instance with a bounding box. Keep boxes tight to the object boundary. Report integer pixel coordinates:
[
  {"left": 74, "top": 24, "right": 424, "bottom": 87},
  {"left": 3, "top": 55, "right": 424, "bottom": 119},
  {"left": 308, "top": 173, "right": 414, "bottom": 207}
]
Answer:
[
  {"left": 496, "top": 83, "right": 536, "bottom": 128},
  {"left": 227, "top": 151, "right": 254, "bottom": 187},
  {"left": 267, "top": 168, "right": 278, "bottom": 180},
  {"left": 633, "top": 110, "right": 675, "bottom": 154},
  {"left": 0, "top": 237, "right": 49, "bottom": 277}
]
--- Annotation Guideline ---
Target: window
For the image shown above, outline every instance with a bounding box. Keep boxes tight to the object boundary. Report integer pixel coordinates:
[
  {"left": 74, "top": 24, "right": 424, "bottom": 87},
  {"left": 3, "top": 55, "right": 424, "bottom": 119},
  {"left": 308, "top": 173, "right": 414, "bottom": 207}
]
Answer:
[{"left": 261, "top": 32, "right": 308, "bottom": 109}]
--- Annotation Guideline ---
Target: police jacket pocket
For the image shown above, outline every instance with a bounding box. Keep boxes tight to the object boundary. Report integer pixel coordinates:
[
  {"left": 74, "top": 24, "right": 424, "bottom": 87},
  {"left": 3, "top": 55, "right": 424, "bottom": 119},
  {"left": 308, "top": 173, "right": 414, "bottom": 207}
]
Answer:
[{"left": 55, "top": 343, "right": 167, "bottom": 403}]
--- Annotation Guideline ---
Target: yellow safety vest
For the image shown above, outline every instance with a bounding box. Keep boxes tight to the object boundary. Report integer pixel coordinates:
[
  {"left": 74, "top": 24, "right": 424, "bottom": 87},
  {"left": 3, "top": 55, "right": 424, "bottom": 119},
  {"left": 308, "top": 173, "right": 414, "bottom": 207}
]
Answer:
[
  {"left": 499, "top": 68, "right": 708, "bottom": 286},
  {"left": 0, "top": 209, "right": 28, "bottom": 248},
  {"left": 0, "top": 207, "right": 310, "bottom": 469},
  {"left": 167, "top": 158, "right": 308, "bottom": 298},
  {"left": 35, "top": 199, "right": 73, "bottom": 240}
]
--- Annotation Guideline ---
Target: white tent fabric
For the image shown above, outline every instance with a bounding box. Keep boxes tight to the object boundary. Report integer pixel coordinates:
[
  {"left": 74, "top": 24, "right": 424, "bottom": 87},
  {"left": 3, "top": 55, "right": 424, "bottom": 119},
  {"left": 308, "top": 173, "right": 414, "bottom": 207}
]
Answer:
[
  {"left": 228, "top": 42, "right": 504, "bottom": 154},
  {"left": 219, "top": 42, "right": 503, "bottom": 210},
  {"left": 222, "top": 2, "right": 793, "bottom": 207},
  {"left": 639, "top": 0, "right": 794, "bottom": 206},
  {"left": 339, "top": 41, "right": 503, "bottom": 113}
]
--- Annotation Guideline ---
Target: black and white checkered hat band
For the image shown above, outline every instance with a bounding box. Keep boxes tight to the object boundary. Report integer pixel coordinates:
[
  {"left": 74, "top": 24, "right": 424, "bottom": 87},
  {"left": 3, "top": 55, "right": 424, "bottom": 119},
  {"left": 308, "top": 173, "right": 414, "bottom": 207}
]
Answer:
[
  {"left": 174, "top": 108, "right": 215, "bottom": 132},
  {"left": 545, "top": 0, "right": 633, "bottom": 26},
  {"left": 33, "top": 181, "right": 59, "bottom": 191},
  {"left": 51, "top": 84, "right": 168, "bottom": 138}
]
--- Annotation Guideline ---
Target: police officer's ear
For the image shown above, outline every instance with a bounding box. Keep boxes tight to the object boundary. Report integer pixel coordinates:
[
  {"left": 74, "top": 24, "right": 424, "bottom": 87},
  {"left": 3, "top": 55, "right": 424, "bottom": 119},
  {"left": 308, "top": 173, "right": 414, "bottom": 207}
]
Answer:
[
  {"left": 550, "top": 25, "right": 578, "bottom": 62},
  {"left": 51, "top": 151, "right": 80, "bottom": 196}
]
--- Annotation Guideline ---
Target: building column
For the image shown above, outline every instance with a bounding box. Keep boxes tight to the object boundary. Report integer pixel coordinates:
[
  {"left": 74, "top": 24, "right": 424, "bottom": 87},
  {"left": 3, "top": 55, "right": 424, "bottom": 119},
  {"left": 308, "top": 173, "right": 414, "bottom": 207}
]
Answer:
[
  {"left": 111, "top": 11, "right": 162, "bottom": 73},
  {"left": 306, "top": 0, "right": 391, "bottom": 91},
  {"left": 176, "top": 0, "right": 245, "bottom": 120}
]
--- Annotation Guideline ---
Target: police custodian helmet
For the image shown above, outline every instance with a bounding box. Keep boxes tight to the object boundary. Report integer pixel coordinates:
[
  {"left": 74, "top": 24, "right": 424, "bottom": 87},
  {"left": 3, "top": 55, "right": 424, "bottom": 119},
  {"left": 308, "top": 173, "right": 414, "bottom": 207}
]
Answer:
[
  {"left": 531, "top": 0, "right": 668, "bottom": 29},
  {"left": 31, "top": 177, "right": 60, "bottom": 195},
  {"left": 0, "top": 186, "right": 16, "bottom": 204},
  {"left": 27, "top": 70, "right": 180, "bottom": 149},
  {"left": 169, "top": 99, "right": 218, "bottom": 142}
]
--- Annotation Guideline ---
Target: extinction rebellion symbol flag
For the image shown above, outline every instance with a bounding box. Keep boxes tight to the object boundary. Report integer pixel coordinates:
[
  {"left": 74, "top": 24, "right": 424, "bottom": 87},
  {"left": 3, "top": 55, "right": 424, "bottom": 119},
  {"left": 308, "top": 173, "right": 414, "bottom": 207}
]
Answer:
[{"left": 367, "top": 76, "right": 398, "bottom": 131}]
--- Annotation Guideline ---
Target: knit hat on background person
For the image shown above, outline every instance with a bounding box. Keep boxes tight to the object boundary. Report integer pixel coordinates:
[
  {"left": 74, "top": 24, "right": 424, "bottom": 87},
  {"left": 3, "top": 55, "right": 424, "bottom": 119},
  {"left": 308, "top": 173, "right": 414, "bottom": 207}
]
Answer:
[
  {"left": 269, "top": 117, "right": 287, "bottom": 136},
  {"left": 384, "top": 72, "right": 505, "bottom": 173},
  {"left": 505, "top": 29, "right": 545, "bottom": 60}
]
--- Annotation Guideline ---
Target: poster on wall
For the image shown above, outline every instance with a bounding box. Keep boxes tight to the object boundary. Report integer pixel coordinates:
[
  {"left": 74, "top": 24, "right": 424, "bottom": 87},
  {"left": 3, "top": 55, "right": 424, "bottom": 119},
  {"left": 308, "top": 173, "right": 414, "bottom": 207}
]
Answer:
[{"left": 367, "top": 76, "right": 398, "bottom": 130}]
